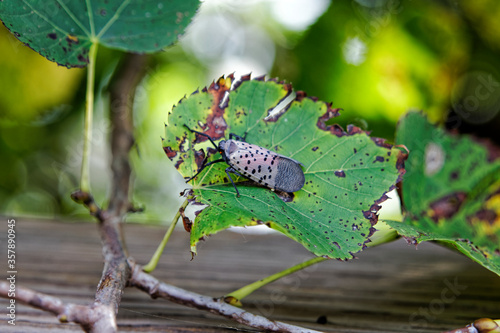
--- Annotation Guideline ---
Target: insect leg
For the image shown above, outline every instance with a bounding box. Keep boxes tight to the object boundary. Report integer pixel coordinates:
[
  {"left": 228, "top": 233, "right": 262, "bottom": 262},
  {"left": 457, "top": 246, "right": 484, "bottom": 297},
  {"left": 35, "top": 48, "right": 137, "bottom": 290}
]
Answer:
[
  {"left": 225, "top": 166, "right": 242, "bottom": 197},
  {"left": 184, "top": 124, "right": 219, "bottom": 150},
  {"left": 185, "top": 158, "right": 225, "bottom": 183}
]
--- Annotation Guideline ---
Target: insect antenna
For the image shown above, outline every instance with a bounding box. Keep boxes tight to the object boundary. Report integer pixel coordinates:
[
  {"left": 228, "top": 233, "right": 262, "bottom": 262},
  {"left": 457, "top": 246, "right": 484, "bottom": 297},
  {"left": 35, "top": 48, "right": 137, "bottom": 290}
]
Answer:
[
  {"left": 184, "top": 124, "right": 219, "bottom": 150},
  {"left": 184, "top": 124, "right": 227, "bottom": 183},
  {"left": 185, "top": 158, "right": 225, "bottom": 183},
  {"left": 228, "top": 132, "right": 245, "bottom": 141}
]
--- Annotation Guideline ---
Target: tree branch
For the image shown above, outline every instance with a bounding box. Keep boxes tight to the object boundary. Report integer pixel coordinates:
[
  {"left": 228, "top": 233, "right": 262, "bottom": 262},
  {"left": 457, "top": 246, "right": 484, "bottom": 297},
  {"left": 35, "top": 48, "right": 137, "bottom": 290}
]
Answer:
[
  {"left": 2, "top": 262, "right": 323, "bottom": 333},
  {"left": 90, "top": 53, "right": 148, "bottom": 331},
  {"left": 69, "top": 52, "right": 148, "bottom": 332},
  {"left": 107, "top": 53, "right": 147, "bottom": 217},
  {"left": 128, "top": 263, "right": 323, "bottom": 333},
  {"left": 0, "top": 281, "right": 112, "bottom": 331}
]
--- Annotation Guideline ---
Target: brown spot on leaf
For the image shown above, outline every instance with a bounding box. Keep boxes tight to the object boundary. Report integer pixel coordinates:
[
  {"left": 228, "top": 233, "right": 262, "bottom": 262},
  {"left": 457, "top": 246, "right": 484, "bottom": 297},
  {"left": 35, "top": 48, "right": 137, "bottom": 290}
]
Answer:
[
  {"left": 312, "top": 146, "right": 319, "bottom": 151},
  {"left": 334, "top": 170, "right": 346, "bottom": 178},
  {"left": 174, "top": 158, "right": 184, "bottom": 169},
  {"left": 362, "top": 193, "right": 388, "bottom": 241},
  {"left": 347, "top": 124, "right": 364, "bottom": 135},
  {"left": 316, "top": 107, "right": 344, "bottom": 136},
  {"left": 373, "top": 156, "right": 384, "bottom": 163},
  {"left": 428, "top": 192, "right": 467, "bottom": 223},
  {"left": 295, "top": 90, "right": 307, "bottom": 101},
  {"left": 331, "top": 242, "right": 341, "bottom": 250},
  {"left": 181, "top": 217, "right": 192, "bottom": 232},
  {"left": 231, "top": 73, "right": 251, "bottom": 90},
  {"left": 371, "top": 137, "right": 393, "bottom": 149},
  {"left": 179, "top": 207, "right": 192, "bottom": 232},
  {"left": 395, "top": 148, "right": 408, "bottom": 178},
  {"left": 77, "top": 54, "right": 88, "bottom": 64},
  {"left": 194, "top": 149, "right": 206, "bottom": 170},
  {"left": 178, "top": 135, "right": 187, "bottom": 153},
  {"left": 66, "top": 34, "right": 79, "bottom": 44},
  {"left": 295, "top": 91, "right": 319, "bottom": 102},
  {"left": 234, "top": 108, "right": 247, "bottom": 120},
  {"left": 194, "top": 207, "right": 204, "bottom": 217},
  {"left": 47, "top": 32, "right": 57, "bottom": 40},
  {"left": 403, "top": 236, "right": 420, "bottom": 246},
  {"left": 164, "top": 146, "right": 177, "bottom": 159},
  {"left": 394, "top": 146, "right": 409, "bottom": 206},
  {"left": 183, "top": 189, "right": 195, "bottom": 197},
  {"left": 207, "top": 147, "right": 218, "bottom": 155},
  {"left": 472, "top": 209, "right": 497, "bottom": 224},
  {"left": 196, "top": 75, "right": 233, "bottom": 142}
]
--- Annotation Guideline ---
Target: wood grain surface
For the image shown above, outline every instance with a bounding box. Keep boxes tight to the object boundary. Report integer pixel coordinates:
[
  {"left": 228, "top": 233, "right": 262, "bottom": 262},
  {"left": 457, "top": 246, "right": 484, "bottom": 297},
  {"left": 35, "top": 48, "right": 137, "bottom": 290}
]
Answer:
[{"left": 0, "top": 218, "right": 498, "bottom": 332}]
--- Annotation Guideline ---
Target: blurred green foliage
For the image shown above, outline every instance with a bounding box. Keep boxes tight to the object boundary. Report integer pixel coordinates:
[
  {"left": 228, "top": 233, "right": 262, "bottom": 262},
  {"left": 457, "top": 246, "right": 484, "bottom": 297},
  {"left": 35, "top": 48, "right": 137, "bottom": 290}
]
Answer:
[
  {"left": 1, "top": 0, "right": 499, "bottom": 222},
  {"left": 274, "top": 0, "right": 500, "bottom": 139}
]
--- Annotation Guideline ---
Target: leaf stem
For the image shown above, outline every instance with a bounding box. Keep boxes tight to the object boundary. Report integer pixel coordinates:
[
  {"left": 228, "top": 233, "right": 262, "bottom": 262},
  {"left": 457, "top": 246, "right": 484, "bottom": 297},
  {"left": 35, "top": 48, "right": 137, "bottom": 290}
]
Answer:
[
  {"left": 225, "top": 224, "right": 400, "bottom": 304},
  {"left": 80, "top": 42, "right": 98, "bottom": 193},
  {"left": 225, "top": 256, "right": 327, "bottom": 304},
  {"left": 142, "top": 197, "right": 191, "bottom": 272}
]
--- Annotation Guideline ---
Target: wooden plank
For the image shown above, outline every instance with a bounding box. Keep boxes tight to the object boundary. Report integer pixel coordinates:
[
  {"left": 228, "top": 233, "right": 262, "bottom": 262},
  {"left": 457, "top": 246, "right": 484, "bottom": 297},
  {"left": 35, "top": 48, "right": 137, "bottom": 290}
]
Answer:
[{"left": 1, "top": 218, "right": 499, "bottom": 332}]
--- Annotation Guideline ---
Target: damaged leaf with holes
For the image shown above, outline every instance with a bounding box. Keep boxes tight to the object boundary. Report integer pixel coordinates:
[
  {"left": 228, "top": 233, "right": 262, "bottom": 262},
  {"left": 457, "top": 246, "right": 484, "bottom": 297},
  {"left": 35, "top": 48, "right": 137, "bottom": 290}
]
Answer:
[
  {"left": 163, "top": 74, "right": 407, "bottom": 259},
  {"left": 0, "top": 0, "right": 199, "bottom": 67},
  {"left": 386, "top": 112, "right": 500, "bottom": 275}
]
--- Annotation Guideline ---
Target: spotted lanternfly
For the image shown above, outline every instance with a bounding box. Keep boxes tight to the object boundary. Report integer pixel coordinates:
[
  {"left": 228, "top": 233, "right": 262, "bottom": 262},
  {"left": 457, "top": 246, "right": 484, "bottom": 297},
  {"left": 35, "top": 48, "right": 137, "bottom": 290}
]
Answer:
[{"left": 184, "top": 124, "right": 305, "bottom": 197}]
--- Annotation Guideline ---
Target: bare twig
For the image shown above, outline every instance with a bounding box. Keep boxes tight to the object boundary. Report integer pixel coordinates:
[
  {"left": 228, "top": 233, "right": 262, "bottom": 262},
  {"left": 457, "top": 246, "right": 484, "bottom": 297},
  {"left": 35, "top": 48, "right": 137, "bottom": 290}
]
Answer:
[
  {"left": 68, "top": 52, "right": 148, "bottom": 332},
  {"left": 2, "top": 263, "right": 323, "bottom": 333},
  {"left": 0, "top": 281, "right": 112, "bottom": 332},
  {"left": 128, "top": 262, "right": 323, "bottom": 333},
  {"left": 107, "top": 53, "right": 146, "bottom": 218},
  {"left": 92, "top": 52, "right": 147, "bottom": 312},
  {"left": 89, "top": 53, "right": 148, "bottom": 331}
]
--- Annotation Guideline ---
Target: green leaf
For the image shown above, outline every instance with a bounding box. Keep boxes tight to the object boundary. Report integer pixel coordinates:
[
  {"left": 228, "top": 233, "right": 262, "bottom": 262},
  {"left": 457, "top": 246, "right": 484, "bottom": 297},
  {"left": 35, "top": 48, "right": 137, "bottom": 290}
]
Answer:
[
  {"left": 0, "top": 0, "right": 199, "bottom": 67},
  {"left": 163, "top": 74, "right": 406, "bottom": 259},
  {"left": 390, "top": 112, "right": 500, "bottom": 275}
]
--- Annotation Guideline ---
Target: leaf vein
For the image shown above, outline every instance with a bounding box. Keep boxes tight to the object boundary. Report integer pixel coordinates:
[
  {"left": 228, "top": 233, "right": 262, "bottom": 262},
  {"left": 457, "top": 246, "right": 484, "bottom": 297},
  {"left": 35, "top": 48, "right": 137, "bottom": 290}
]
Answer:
[
  {"left": 19, "top": 0, "right": 77, "bottom": 37},
  {"left": 96, "top": 0, "right": 132, "bottom": 40},
  {"left": 304, "top": 138, "right": 345, "bottom": 172},
  {"left": 56, "top": 0, "right": 90, "bottom": 36}
]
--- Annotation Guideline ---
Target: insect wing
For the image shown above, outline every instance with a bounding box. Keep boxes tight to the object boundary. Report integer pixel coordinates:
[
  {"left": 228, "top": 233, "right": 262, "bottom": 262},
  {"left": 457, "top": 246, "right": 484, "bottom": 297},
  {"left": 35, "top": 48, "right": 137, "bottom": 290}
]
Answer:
[
  {"left": 226, "top": 141, "right": 304, "bottom": 192},
  {"left": 273, "top": 155, "right": 305, "bottom": 192}
]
